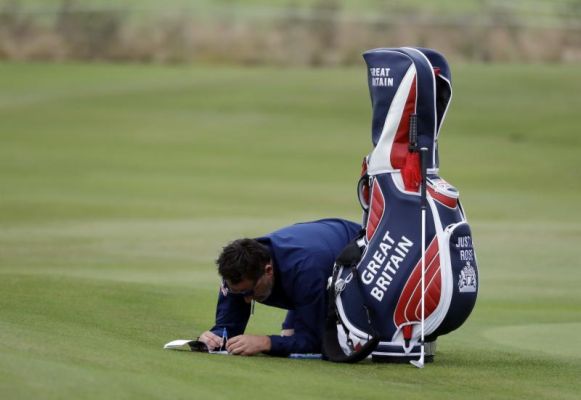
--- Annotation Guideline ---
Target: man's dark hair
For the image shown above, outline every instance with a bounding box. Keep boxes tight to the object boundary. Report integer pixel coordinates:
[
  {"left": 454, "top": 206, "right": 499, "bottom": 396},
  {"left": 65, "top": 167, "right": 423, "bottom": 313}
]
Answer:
[{"left": 216, "top": 238, "right": 271, "bottom": 284}]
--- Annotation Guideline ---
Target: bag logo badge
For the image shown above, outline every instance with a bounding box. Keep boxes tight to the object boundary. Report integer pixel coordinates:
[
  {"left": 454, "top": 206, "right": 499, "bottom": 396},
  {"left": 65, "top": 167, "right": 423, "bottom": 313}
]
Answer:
[{"left": 458, "top": 262, "right": 477, "bottom": 293}]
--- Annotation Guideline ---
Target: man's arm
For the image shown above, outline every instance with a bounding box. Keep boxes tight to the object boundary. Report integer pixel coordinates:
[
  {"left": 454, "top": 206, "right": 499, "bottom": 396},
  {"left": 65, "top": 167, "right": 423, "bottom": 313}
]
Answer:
[
  {"left": 267, "top": 268, "right": 328, "bottom": 356},
  {"left": 225, "top": 335, "right": 271, "bottom": 355},
  {"left": 267, "top": 304, "right": 323, "bottom": 355}
]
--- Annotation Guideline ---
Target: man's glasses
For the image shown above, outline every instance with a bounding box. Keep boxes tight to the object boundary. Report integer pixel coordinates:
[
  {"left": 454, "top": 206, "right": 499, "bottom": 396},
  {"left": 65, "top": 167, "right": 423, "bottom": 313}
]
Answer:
[{"left": 221, "top": 277, "right": 260, "bottom": 297}]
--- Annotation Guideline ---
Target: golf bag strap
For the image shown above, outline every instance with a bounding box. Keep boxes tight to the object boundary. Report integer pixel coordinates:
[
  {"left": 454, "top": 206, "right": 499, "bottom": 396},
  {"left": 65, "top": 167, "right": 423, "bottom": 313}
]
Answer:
[
  {"left": 323, "top": 238, "right": 380, "bottom": 363},
  {"left": 323, "top": 303, "right": 379, "bottom": 363}
]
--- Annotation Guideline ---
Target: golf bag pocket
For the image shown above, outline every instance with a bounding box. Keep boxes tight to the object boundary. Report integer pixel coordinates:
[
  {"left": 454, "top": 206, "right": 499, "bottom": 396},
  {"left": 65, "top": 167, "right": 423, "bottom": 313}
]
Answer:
[{"left": 427, "top": 221, "right": 478, "bottom": 339}]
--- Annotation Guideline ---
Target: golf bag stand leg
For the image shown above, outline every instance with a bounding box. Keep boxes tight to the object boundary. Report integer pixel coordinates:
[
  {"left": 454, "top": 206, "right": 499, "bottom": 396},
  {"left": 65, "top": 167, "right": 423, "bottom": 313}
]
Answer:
[{"left": 411, "top": 146, "right": 428, "bottom": 369}]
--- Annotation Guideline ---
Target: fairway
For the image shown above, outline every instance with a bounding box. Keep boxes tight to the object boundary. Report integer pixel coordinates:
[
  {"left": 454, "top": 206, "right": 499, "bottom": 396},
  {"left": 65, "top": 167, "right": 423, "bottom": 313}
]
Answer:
[{"left": 1, "top": 62, "right": 580, "bottom": 399}]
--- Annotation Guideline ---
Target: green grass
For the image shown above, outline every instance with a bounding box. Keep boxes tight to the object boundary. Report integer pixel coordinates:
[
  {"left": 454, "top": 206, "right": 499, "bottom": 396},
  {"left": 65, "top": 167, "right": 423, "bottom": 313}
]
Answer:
[
  {"left": 8, "top": 0, "right": 573, "bottom": 16},
  {"left": 2, "top": 0, "right": 499, "bottom": 12},
  {"left": 1, "top": 61, "right": 580, "bottom": 399}
]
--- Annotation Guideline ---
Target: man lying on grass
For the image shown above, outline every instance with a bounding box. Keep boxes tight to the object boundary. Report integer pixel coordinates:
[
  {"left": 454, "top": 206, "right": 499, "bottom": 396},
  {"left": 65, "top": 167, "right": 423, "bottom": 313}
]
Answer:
[{"left": 198, "top": 218, "right": 360, "bottom": 356}]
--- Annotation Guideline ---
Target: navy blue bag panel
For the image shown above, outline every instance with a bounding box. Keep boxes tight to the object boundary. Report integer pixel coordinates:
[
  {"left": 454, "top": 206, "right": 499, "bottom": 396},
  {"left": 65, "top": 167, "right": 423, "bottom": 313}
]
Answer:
[{"left": 363, "top": 50, "right": 415, "bottom": 149}]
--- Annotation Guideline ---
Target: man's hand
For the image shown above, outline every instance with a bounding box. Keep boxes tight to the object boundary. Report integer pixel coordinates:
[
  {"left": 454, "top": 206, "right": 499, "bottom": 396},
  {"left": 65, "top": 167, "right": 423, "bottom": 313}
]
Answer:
[
  {"left": 226, "top": 335, "right": 271, "bottom": 356},
  {"left": 198, "top": 331, "right": 224, "bottom": 350}
]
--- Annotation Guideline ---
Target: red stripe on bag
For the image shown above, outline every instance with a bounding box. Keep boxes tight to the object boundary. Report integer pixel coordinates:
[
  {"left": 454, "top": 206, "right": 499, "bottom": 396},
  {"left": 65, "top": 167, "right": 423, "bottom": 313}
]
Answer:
[
  {"left": 393, "top": 237, "right": 441, "bottom": 327},
  {"left": 366, "top": 180, "right": 385, "bottom": 241},
  {"left": 390, "top": 76, "right": 417, "bottom": 170},
  {"left": 428, "top": 187, "right": 458, "bottom": 208}
]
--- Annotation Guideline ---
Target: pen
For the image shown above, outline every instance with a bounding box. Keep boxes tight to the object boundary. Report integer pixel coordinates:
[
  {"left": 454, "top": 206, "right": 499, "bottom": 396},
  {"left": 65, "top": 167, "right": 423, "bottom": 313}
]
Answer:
[{"left": 221, "top": 327, "right": 228, "bottom": 351}]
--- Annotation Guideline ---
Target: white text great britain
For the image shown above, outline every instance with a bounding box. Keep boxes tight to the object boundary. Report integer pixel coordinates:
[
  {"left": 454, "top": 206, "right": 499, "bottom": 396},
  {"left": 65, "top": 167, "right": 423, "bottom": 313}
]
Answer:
[{"left": 361, "top": 231, "right": 414, "bottom": 302}]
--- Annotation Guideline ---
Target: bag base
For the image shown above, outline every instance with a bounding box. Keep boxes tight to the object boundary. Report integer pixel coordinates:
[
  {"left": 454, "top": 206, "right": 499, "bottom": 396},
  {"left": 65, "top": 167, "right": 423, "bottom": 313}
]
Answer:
[{"left": 371, "top": 341, "right": 437, "bottom": 363}]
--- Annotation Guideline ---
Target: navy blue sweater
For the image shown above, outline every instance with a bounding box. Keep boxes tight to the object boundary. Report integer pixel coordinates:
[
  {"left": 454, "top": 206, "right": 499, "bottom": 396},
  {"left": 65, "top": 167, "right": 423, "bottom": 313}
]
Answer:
[{"left": 210, "top": 218, "right": 360, "bottom": 356}]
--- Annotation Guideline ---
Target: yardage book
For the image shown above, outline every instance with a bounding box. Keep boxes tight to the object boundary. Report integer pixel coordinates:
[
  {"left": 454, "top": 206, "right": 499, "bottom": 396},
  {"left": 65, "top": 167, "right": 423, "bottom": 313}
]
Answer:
[{"left": 163, "top": 339, "right": 223, "bottom": 353}]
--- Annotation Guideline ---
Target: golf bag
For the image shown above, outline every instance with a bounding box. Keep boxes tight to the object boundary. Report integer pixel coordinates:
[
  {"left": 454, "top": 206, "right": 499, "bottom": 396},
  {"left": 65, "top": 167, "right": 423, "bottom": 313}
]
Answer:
[{"left": 323, "top": 48, "right": 479, "bottom": 363}]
